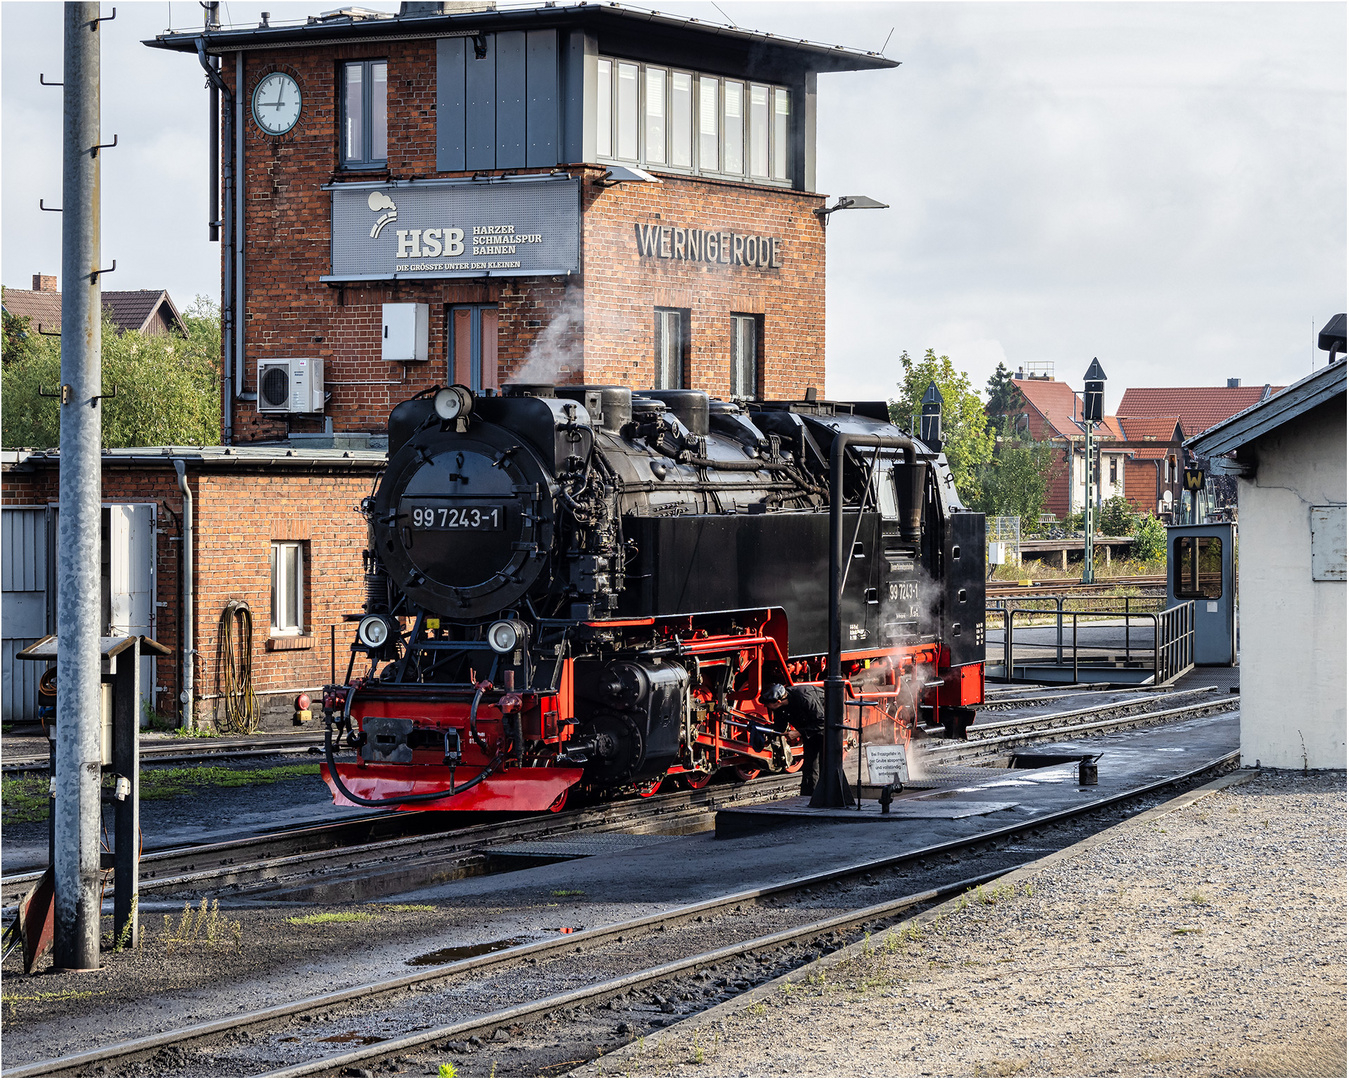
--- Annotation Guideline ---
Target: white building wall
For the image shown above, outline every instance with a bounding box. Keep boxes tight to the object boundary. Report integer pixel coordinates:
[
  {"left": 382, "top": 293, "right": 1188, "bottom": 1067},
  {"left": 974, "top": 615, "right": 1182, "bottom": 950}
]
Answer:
[{"left": 1238, "top": 397, "right": 1346, "bottom": 768}]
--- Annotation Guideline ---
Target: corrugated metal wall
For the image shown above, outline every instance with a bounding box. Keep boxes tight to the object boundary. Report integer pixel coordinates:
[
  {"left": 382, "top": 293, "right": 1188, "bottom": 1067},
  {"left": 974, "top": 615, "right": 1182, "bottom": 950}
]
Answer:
[
  {"left": 438, "top": 29, "right": 565, "bottom": 172},
  {"left": 2, "top": 507, "right": 49, "bottom": 722}
]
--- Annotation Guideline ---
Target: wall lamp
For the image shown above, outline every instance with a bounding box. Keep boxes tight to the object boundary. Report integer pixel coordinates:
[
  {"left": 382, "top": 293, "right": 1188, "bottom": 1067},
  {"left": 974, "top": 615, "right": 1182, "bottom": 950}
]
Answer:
[
  {"left": 594, "top": 165, "right": 664, "bottom": 188},
  {"left": 813, "top": 194, "right": 889, "bottom": 224}
]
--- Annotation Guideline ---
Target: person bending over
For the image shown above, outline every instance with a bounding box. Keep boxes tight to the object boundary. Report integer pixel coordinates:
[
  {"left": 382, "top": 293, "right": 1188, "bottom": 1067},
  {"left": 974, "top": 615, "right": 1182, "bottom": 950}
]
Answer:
[{"left": 758, "top": 682, "right": 825, "bottom": 796}]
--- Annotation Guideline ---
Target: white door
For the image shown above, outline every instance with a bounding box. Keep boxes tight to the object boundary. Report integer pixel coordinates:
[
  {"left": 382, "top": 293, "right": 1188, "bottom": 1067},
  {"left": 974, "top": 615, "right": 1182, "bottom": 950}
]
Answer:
[
  {"left": 108, "top": 504, "right": 157, "bottom": 724},
  {"left": 1, "top": 508, "right": 49, "bottom": 722}
]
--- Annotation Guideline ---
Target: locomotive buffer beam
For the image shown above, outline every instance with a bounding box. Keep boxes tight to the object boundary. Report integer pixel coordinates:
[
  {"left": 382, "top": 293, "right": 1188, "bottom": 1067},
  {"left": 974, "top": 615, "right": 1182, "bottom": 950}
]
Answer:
[{"left": 813, "top": 432, "right": 918, "bottom": 810}]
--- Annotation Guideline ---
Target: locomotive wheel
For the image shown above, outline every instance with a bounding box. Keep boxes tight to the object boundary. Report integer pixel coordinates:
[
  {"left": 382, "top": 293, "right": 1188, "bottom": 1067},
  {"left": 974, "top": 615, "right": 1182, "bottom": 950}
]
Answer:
[
  {"left": 548, "top": 788, "right": 569, "bottom": 813},
  {"left": 733, "top": 764, "right": 761, "bottom": 782},
  {"left": 781, "top": 751, "right": 804, "bottom": 774},
  {"left": 682, "top": 770, "right": 712, "bottom": 790},
  {"left": 635, "top": 776, "right": 664, "bottom": 798}
]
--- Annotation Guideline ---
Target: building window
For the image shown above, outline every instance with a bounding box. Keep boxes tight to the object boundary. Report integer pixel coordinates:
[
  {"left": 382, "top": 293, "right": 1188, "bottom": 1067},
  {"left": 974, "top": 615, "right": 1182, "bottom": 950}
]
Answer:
[
  {"left": 1173, "top": 536, "right": 1223, "bottom": 599},
  {"left": 730, "top": 314, "right": 761, "bottom": 398},
  {"left": 654, "top": 308, "right": 689, "bottom": 390},
  {"left": 341, "top": 60, "right": 387, "bottom": 168},
  {"left": 449, "top": 304, "right": 499, "bottom": 393},
  {"left": 270, "top": 541, "right": 305, "bottom": 635},
  {"left": 1109, "top": 457, "right": 1118, "bottom": 485},
  {"left": 596, "top": 56, "right": 790, "bottom": 184}
]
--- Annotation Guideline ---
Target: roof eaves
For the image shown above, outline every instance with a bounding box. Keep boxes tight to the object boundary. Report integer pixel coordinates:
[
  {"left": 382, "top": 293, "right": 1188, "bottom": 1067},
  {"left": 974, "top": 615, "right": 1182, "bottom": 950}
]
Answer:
[
  {"left": 143, "top": 3, "right": 897, "bottom": 73},
  {"left": 1188, "top": 360, "right": 1347, "bottom": 456}
]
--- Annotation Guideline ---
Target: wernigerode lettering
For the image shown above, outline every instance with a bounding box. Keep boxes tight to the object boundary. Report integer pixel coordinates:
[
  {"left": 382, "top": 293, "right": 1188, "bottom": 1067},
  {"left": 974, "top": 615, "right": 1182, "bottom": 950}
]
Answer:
[{"left": 634, "top": 222, "right": 784, "bottom": 269}]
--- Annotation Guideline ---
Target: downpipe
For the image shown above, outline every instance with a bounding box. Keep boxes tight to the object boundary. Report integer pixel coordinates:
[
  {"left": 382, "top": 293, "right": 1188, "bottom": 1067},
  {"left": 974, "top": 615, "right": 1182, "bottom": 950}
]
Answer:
[{"left": 173, "top": 460, "right": 195, "bottom": 729}]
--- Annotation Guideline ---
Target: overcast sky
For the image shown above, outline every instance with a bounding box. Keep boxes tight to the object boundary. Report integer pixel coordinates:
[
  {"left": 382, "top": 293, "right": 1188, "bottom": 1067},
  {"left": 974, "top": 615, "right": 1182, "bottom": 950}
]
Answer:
[{"left": 2, "top": 0, "right": 1344, "bottom": 412}]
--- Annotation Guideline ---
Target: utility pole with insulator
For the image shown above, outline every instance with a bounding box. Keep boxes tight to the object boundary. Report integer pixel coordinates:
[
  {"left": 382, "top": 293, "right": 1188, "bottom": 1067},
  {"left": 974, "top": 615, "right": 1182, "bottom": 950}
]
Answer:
[{"left": 54, "top": 0, "right": 106, "bottom": 971}]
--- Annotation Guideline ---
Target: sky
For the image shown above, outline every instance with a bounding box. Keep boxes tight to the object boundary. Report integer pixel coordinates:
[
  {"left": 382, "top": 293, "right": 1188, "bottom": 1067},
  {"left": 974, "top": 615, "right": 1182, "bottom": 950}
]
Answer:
[{"left": 1, "top": 0, "right": 1344, "bottom": 413}]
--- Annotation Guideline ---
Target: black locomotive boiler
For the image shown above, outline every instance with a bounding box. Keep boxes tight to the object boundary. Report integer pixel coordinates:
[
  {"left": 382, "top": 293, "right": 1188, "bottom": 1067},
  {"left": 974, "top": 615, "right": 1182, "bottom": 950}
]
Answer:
[{"left": 321, "top": 383, "right": 985, "bottom": 812}]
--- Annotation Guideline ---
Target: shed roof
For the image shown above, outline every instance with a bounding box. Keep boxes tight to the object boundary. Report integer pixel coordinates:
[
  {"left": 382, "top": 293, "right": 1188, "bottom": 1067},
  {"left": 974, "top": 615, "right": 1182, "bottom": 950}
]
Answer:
[
  {"left": 145, "top": 2, "right": 897, "bottom": 78},
  {"left": 1117, "top": 385, "right": 1281, "bottom": 433},
  {"left": 1188, "top": 360, "right": 1346, "bottom": 457},
  {"left": 1116, "top": 416, "right": 1185, "bottom": 459}
]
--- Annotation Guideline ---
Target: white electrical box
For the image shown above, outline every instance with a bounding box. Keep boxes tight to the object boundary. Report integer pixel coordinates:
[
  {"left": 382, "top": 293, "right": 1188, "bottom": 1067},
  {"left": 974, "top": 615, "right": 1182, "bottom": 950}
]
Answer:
[
  {"left": 988, "top": 541, "right": 1006, "bottom": 566},
  {"left": 382, "top": 303, "right": 429, "bottom": 362},
  {"left": 257, "top": 358, "right": 324, "bottom": 414}
]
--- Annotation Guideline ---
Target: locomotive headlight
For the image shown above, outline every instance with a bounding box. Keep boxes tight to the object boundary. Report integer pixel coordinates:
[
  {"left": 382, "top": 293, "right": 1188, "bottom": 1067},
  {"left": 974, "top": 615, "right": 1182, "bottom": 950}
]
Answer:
[
  {"left": 434, "top": 384, "right": 474, "bottom": 422},
  {"left": 487, "top": 619, "right": 527, "bottom": 654},
  {"left": 358, "top": 615, "right": 393, "bottom": 649}
]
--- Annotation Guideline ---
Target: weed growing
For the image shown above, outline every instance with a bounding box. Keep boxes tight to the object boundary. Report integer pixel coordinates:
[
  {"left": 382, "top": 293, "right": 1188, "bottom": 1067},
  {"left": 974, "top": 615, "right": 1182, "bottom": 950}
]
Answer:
[
  {"left": 163, "top": 899, "right": 242, "bottom": 954},
  {"left": 2, "top": 988, "right": 102, "bottom": 1019},
  {"left": 286, "top": 912, "right": 375, "bottom": 926},
  {"left": 550, "top": 889, "right": 585, "bottom": 897},
  {"left": 438, "top": 1064, "right": 458, "bottom": 1078}
]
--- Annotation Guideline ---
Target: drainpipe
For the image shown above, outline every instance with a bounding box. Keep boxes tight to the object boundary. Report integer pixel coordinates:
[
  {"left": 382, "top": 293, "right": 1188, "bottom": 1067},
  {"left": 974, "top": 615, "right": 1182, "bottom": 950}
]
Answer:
[
  {"left": 174, "top": 460, "right": 195, "bottom": 730},
  {"left": 196, "top": 34, "right": 235, "bottom": 443},
  {"left": 235, "top": 52, "right": 249, "bottom": 408}
]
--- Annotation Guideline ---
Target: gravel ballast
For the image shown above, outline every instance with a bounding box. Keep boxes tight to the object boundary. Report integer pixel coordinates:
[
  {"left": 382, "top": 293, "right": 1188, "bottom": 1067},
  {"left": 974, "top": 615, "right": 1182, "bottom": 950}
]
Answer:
[{"left": 580, "top": 769, "right": 1346, "bottom": 1078}]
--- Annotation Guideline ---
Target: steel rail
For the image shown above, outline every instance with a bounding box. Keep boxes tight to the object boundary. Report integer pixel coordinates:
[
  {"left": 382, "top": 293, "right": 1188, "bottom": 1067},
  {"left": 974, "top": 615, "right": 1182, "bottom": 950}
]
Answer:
[
  {"left": 2, "top": 735, "right": 325, "bottom": 775},
  {"left": 920, "top": 699, "right": 1239, "bottom": 769},
  {"left": 1, "top": 775, "right": 801, "bottom": 909},
  {"left": 2, "top": 751, "right": 1239, "bottom": 1079}
]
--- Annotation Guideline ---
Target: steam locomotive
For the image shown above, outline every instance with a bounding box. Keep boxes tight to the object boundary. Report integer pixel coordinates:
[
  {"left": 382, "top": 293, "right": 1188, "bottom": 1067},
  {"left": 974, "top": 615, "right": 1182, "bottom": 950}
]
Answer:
[{"left": 321, "top": 383, "right": 985, "bottom": 813}]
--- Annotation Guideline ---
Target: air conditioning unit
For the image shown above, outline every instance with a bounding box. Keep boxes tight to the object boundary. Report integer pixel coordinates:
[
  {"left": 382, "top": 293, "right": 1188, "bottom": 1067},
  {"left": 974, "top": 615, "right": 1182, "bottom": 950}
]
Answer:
[{"left": 257, "top": 358, "right": 324, "bottom": 414}]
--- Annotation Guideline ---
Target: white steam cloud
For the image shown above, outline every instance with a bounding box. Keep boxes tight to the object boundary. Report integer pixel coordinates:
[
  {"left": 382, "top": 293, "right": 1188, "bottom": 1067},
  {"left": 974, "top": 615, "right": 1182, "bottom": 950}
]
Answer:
[{"left": 511, "top": 287, "right": 585, "bottom": 385}]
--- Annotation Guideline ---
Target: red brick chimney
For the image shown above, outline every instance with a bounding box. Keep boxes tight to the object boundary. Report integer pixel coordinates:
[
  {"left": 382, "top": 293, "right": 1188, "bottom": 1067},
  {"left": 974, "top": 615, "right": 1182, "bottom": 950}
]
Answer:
[{"left": 32, "top": 273, "right": 57, "bottom": 292}]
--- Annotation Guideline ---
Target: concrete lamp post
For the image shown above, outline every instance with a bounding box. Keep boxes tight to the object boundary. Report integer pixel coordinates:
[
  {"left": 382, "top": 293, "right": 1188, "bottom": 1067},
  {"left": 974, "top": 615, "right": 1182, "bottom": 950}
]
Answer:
[{"left": 1080, "top": 358, "right": 1107, "bottom": 584}]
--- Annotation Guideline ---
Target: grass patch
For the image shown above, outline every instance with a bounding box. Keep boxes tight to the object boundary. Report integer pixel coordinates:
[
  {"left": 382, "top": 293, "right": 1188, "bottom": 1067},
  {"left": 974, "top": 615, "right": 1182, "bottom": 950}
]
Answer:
[
  {"left": 550, "top": 889, "right": 585, "bottom": 897},
  {"left": 1183, "top": 890, "right": 1209, "bottom": 905},
  {"left": 2, "top": 988, "right": 102, "bottom": 1019},
  {"left": 286, "top": 912, "right": 375, "bottom": 926},
  {"left": 382, "top": 903, "right": 436, "bottom": 913},
  {"left": 2, "top": 763, "right": 320, "bottom": 824}
]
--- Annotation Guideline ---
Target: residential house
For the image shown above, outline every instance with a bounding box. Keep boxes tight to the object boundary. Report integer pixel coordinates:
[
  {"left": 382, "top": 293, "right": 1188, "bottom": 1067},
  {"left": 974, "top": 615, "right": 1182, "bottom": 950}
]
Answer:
[{"left": 2, "top": 273, "right": 187, "bottom": 336}]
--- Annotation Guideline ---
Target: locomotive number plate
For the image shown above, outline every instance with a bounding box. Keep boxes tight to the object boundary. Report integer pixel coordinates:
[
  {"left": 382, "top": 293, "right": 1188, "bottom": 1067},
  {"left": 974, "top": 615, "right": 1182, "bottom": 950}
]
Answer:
[{"left": 407, "top": 503, "right": 504, "bottom": 531}]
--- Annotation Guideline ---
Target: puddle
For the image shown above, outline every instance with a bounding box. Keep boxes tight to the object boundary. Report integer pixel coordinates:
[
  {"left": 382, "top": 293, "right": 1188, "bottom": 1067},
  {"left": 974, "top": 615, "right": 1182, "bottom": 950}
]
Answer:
[
  {"left": 407, "top": 936, "right": 528, "bottom": 966},
  {"left": 320, "top": 1031, "right": 386, "bottom": 1045}
]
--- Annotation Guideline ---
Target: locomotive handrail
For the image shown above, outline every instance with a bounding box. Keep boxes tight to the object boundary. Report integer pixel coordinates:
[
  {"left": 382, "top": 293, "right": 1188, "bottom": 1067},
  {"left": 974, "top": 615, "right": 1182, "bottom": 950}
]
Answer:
[{"left": 819, "top": 432, "right": 918, "bottom": 808}]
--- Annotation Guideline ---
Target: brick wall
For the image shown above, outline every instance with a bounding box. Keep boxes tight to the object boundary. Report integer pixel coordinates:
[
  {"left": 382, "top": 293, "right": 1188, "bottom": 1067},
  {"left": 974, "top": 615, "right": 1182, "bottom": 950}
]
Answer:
[
  {"left": 3, "top": 459, "right": 377, "bottom": 729},
  {"left": 223, "top": 43, "right": 828, "bottom": 442}
]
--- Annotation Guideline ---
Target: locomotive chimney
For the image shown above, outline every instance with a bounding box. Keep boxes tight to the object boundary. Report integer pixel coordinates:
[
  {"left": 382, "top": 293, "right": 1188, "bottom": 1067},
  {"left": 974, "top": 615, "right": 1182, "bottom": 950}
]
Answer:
[{"left": 897, "top": 460, "right": 926, "bottom": 545}]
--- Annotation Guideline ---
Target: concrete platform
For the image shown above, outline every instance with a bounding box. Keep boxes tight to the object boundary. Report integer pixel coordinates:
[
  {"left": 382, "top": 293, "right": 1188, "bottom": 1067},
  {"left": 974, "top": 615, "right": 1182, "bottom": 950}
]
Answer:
[{"left": 715, "top": 709, "right": 1239, "bottom": 838}]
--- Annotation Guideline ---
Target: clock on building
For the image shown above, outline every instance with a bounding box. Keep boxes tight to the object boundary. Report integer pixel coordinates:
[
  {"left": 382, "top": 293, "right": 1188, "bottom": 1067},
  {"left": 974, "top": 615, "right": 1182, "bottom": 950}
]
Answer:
[{"left": 252, "top": 72, "right": 302, "bottom": 135}]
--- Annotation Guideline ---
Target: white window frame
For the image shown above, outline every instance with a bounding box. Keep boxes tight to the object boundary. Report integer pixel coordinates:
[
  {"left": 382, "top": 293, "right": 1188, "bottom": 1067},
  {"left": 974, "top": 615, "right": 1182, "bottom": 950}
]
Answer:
[
  {"left": 270, "top": 541, "right": 305, "bottom": 636},
  {"left": 730, "top": 313, "right": 760, "bottom": 399},
  {"left": 596, "top": 56, "right": 790, "bottom": 185},
  {"left": 655, "top": 308, "right": 688, "bottom": 390}
]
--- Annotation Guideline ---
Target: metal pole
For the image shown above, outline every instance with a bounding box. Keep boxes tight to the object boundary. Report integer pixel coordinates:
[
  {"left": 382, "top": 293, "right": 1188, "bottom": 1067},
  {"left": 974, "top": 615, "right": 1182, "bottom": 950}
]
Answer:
[
  {"left": 55, "top": 0, "right": 104, "bottom": 971},
  {"left": 814, "top": 433, "right": 915, "bottom": 809},
  {"left": 1082, "top": 424, "right": 1095, "bottom": 583}
]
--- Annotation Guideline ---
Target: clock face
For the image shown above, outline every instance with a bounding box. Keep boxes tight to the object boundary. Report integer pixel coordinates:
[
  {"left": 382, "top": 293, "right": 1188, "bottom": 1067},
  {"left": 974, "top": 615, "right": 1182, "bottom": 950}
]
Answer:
[{"left": 252, "top": 72, "right": 302, "bottom": 135}]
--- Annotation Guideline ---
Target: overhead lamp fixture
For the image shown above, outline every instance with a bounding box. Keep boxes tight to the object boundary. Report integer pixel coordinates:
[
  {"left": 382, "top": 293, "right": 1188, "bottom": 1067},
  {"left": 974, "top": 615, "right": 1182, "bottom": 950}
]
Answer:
[
  {"left": 594, "top": 165, "right": 664, "bottom": 188},
  {"left": 813, "top": 194, "right": 889, "bottom": 224}
]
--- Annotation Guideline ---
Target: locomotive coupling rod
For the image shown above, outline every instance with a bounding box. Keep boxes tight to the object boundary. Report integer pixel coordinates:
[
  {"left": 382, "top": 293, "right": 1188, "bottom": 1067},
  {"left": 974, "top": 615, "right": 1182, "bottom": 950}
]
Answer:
[{"left": 813, "top": 433, "right": 916, "bottom": 810}]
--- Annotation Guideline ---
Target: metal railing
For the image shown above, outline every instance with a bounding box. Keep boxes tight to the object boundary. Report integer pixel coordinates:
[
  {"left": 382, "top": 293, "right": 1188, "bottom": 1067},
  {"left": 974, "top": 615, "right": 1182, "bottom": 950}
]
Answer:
[{"left": 984, "top": 597, "right": 1195, "bottom": 686}]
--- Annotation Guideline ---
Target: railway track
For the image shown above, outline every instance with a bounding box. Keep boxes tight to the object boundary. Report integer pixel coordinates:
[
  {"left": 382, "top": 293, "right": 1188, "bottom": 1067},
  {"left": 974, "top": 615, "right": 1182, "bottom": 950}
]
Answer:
[
  {"left": 1, "top": 734, "right": 325, "bottom": 776},
  {"left": 1, "top": 773, "right": 801, "bottom": 911},
  {"left": 985, "top": 574, "right": 1164, "bottom": 596},
  {"left": 2, "top": 751, "right": 1241, "bottom": 1079}
]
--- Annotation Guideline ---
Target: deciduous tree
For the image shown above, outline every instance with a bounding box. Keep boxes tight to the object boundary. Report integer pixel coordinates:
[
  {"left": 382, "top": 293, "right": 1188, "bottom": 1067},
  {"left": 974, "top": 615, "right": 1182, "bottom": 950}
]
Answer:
[{"left": 888, "top": 349, "right": 995, "bottom": 505}]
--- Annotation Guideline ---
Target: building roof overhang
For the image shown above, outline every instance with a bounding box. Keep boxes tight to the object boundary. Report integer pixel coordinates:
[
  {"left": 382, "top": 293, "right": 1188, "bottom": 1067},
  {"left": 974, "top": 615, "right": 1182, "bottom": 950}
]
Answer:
[
  {"left": 1188, "top": 359, "right": 1347, "bottom": 458},
  {"left": 143, "top": 3, "right": 897, "bottom": 80}
]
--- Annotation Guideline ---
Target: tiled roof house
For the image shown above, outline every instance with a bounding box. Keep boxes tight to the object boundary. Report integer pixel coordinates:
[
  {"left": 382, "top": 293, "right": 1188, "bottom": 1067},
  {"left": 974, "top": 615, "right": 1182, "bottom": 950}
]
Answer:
[
  {"left": 1009, "top": 375, "right": 1128, "bottom": 520},
  {"left": 2, "top": 274, "right": 186, "bottom": 336}
]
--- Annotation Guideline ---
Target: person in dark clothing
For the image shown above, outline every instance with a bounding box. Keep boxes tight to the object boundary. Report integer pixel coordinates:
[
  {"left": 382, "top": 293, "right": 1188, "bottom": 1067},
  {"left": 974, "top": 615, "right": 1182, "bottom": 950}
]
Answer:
[{"left": 759, "top": 682, "right": 826, "bottom": 795}]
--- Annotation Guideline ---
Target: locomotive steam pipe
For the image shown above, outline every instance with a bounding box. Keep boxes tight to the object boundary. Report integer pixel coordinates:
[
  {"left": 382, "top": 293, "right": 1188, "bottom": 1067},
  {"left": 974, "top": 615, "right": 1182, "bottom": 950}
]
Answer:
[{"left": 812, "top": 433, "right": 917, "bottom": 810}]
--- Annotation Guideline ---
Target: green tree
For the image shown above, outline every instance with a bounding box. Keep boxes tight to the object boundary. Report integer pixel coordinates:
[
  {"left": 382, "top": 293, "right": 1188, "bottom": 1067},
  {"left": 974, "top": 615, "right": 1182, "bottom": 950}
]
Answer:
[
  {"left": 1132, "top": 515, "right": 1167, "bottom": 563},
  {"left": 1097, "top": 494, "right": 1139, "bottom": 537},
  {"left": 888, "top": 349, "right": 995, "bottom": 505},
  {"left": 2, "top": 297, "right": 221, "bottom": 449},
  {"left": 983, "top": 361, "right": 1022, "bottom": 425},
  {"left": 970, "top": 419, "right": 1057, "bottom": 532}
]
